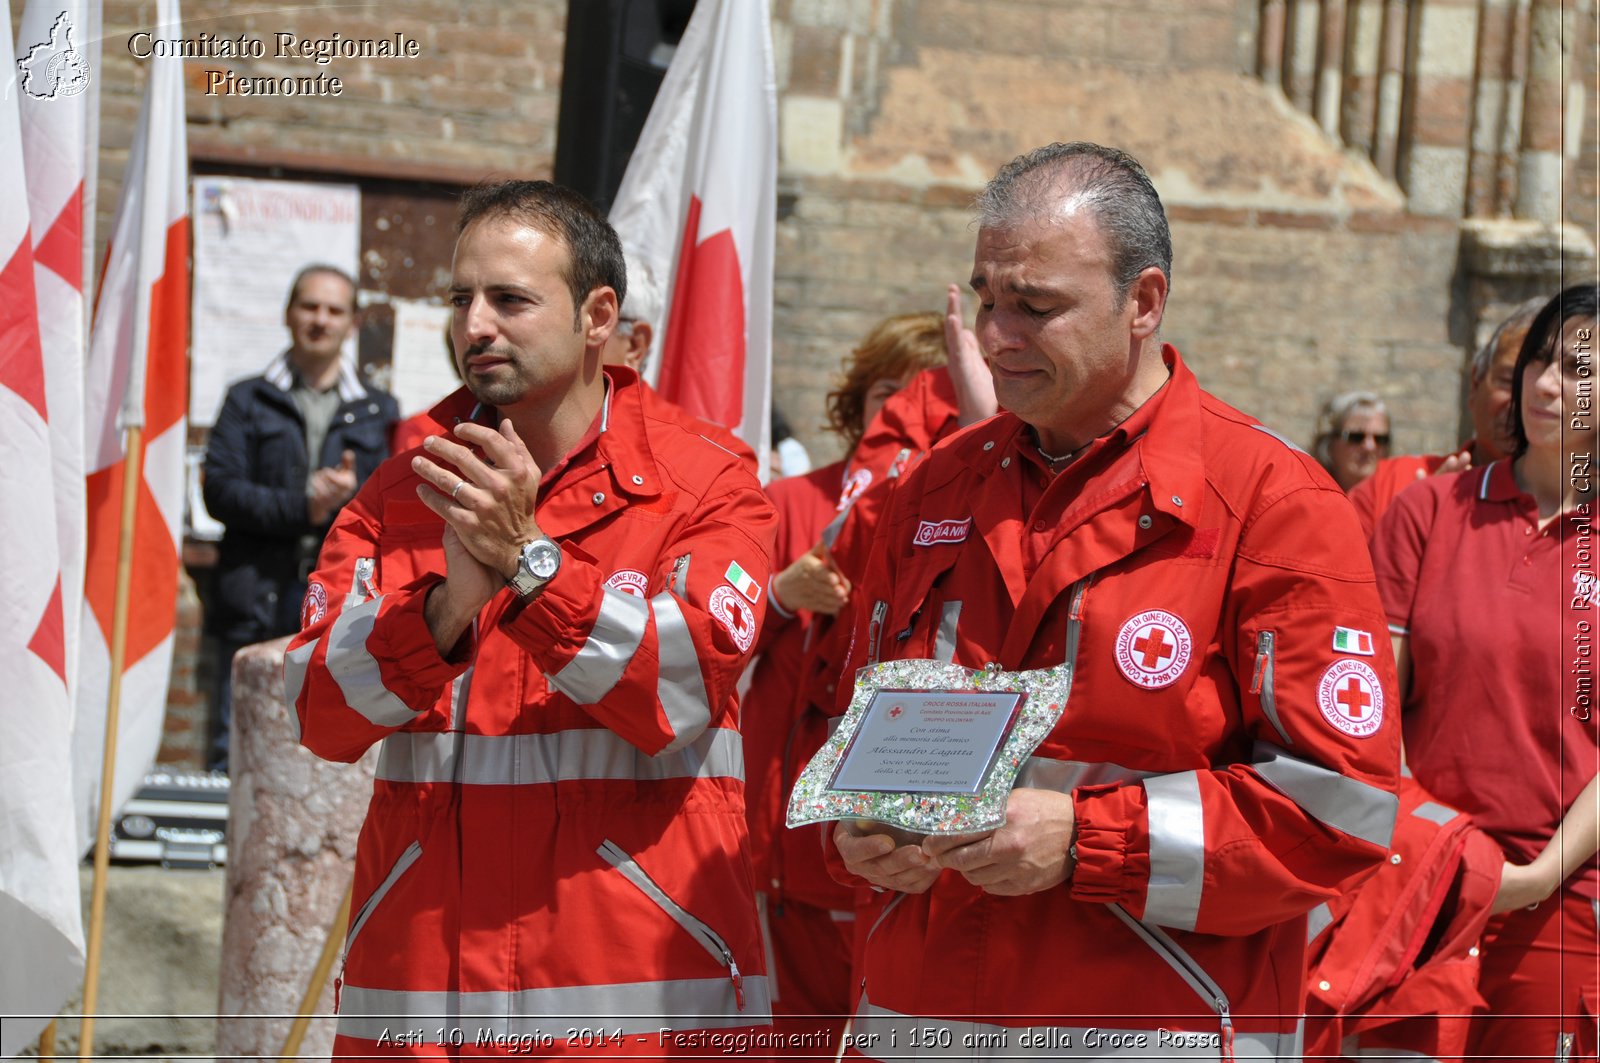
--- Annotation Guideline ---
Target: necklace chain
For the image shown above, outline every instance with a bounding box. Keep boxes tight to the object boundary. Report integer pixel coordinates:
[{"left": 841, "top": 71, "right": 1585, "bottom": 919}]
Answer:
[{"left": 1034, "top": 431, "right": 1086, "bottom": 466}]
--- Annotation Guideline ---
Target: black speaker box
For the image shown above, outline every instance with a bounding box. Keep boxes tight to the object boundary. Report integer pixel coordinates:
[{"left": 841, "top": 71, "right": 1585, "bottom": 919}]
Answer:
[{"left": 553, "top": 0, "right": 697, "bottom": 211}]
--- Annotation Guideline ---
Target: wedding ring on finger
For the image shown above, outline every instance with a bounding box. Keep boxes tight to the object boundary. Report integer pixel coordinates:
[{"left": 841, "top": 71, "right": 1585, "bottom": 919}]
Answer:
[{"left": 451, "top": 479, "right": 467, "bottom": 501}]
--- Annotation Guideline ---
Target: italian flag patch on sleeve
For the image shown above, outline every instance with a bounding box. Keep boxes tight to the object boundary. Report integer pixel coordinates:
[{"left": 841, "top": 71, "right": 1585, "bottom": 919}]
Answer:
[
  {"left": 725, "top": 561, "right": 761, "bottom": 604},
  {"left": 1332, "top": 627, "right": 1375, "bottom": 655}
]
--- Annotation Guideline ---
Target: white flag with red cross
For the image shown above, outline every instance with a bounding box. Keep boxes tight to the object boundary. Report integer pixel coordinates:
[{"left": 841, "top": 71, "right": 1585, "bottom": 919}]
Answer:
[
  {"left": 0, "top": 1, "right": 89, "bottom": 1050},
  {"left": 18, "top": 0, "right": 100, "bottom": 716},
  {"left": 607, "top": 0, "right": 777, "bottom": 480},
  {"left": 73, "top": 0, "right": 190, "bottom": 853}
]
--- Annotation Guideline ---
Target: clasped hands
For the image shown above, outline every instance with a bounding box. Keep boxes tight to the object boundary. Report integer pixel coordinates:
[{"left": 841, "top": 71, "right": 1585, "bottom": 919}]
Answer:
[
  {"left": 307, "top": 450, "right": 358, "bottom": 525},
  {"left": 772, "top": 542, "right": 851, "bottom": 616},
  {"left": 833, "top": 787, "right": 1077, "bottom": 897},
  {"left": 411, "top": 420, "right": 544, "bottom": 652}
]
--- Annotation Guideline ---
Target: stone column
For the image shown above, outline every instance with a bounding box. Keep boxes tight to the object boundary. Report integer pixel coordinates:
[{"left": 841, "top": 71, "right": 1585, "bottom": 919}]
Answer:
[
  {"left": 1516, "top": 0, "right": 1581, "bottom": 222},
  {"left": 216, "top": 637, "right": 377, "bottom": 1061}
]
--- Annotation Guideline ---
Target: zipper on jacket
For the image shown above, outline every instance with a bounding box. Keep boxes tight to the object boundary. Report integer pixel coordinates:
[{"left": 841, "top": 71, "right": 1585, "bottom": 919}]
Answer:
[
  {"left": 347, "top": 557, "right": 377, "bottom": 607},
  {"left": 1248, "top": 630, "right": 1274, "bottom": 695},
  {"left": 1064, "top": 576, "right": 1092, "bottom": 671},
  {"left": 670, "top": 554, "right": 691, "bottom": 597},
  {"left": 336, "top": 841, "right": 423, "bottom": 1010},
  {"left": 597, "top": 840, "right": 746, "bottom": 1010},
  {"left": 865, "top": 600, "right": 888, "bottom": 667},
  {"left": 1249, "top": 631, "right": 1292, "bottom": 746},
  {"left": 1109, "top": 904, "right": 1236, "bottom": 1061}
]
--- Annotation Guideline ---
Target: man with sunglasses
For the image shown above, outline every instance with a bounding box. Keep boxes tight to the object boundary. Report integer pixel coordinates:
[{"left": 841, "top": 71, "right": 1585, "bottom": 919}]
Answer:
[{"left": 1314, "top": 391, "right": 1392, "bottom": 493}]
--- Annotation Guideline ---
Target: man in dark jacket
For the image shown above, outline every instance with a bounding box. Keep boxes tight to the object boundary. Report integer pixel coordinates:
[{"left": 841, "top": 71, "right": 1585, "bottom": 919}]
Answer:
[{"left": 202, "top": 264, "right": 397, "bottom": 770}]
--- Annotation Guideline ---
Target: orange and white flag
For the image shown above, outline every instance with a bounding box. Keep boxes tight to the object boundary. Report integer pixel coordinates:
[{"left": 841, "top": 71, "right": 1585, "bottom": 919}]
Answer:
[
  {"left": 608, "top": 0, "right": 777, "bottom": 478},
  {"left": 74, "top": 0, "right": 189, "bottom": 852},
  {"left": 0, "top": 1, "right": 87, "bottom": 1050}
]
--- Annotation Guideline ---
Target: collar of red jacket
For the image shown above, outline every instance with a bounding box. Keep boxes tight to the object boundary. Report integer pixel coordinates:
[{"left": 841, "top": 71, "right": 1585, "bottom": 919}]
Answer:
[
  {"left": 958, "top": 343, "right": 1205, "bottom": 528},
  {"left": 1138, "top": 344, "right": 1206, "bottom": 527},
  {"left": 423, "top": 365, "right": 664, "bottom": 502}
]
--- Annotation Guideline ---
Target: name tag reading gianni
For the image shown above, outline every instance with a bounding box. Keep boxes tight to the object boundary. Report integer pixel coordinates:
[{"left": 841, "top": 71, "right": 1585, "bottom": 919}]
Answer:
[{"left": 787, "top": 660, "right": 1069, "bottom": 840}]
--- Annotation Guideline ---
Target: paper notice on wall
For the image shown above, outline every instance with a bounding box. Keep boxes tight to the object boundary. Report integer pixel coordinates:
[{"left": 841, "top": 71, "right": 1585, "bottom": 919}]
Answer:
[
  {"left": 189, "top": 176, "right": 360, "bottom": 427},
  {"left": 389, "top": 298, "right": 458, "bottom": 417}
]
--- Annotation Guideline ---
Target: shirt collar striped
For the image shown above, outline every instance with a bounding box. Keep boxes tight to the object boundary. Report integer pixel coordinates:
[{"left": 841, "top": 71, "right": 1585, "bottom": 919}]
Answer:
[{"left": 263, "top": 350, "right": 368, "bottom": 403}]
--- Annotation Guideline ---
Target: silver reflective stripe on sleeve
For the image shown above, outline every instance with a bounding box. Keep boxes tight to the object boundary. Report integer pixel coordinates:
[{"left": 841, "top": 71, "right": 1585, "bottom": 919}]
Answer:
[
  {"left": 1251, "top": 742, "right": 1398, "bottom": 849},
  {"left": 1015, "top": 757, "right": 1153, "bottom": 793},
  {"left": 282, "top": 639, "right": 317, "bottom": 742},
  {"left": 1411, "top": 801, "right": 1458, "bottom": 827},
  {"left": 376, "top": 726, "right": 744, "bottom": 785},
  {"left": 336, "top": 978, "right": 772, "bottom": 1042},
  {"left": 651, "top": 592, "right": 712, "bottom": 753},
  {"left": 1306, "top": 902, "right": 1334, "bottom": 943},
  {"left": 325, "top": 596, "right": 419, "bottom": 727},
  {"left": 934, "top": 601, "right": 962, "bottom": 662},
  {"left": 850, "top": 995, "right": 1287, "bottom": 1059},
  {"left": 1142, "top": 771, "right": 1206, "bottom": 931},
  {"left": 546, "top": 587, "right": 651, "bottom": 705}
]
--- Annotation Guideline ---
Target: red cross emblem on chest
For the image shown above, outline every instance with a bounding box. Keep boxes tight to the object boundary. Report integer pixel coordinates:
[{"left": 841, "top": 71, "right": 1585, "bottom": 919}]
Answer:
[{"left": 1115, "top": 610, "right": 1193, "bottom": 689}]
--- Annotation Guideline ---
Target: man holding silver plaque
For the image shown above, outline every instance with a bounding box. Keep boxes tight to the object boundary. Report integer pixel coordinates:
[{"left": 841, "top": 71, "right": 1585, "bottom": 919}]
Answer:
[{"left": 822, "top": 143, "right": 1401, "bottom": 1058}]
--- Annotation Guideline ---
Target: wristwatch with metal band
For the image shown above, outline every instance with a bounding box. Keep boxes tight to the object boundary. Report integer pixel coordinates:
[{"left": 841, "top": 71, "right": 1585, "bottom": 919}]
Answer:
[{"left": 507, "top": 536, "right": 561, "bottom": 599}]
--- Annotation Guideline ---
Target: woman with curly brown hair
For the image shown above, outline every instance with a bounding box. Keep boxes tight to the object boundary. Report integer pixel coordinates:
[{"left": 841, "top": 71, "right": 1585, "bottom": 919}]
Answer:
[{"left": 743, "top": 309, "right": 947, "bottom": 1059}]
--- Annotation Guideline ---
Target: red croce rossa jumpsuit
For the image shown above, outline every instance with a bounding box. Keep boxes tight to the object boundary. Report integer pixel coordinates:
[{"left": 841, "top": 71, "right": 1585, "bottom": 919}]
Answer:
[
  {"left": 287, "top": 368, "right": 778, "bottom": 1057},
  {"left": 823, "top": 347, "right": 1400, "bottom": 1059}
]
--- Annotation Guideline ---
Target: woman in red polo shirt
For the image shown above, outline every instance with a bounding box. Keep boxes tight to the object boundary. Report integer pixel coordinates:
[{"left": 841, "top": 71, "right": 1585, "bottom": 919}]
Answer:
[{"left": 1374, "top": 284, "right": 1600, "bottom": 1058}]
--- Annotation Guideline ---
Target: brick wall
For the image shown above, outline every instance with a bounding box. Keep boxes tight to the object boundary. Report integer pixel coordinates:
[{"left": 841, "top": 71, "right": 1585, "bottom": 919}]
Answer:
[
  {"left": 157, "top": 571, "right": 206, "bottom": 765},
  {"left": 90, "top": 0, "right": 568, "bottom": 245},
  {"left": 28, "top": 0, "right": 1598, "bottom": 766},
  {"left": 769, "top": 0, "right": 1513, "bottom": 462}
]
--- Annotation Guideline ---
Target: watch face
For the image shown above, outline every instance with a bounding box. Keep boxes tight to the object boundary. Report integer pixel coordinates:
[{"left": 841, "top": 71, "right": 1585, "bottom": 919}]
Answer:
[{"left": 526, "top": 540, "right": 561, "bottom": 580}]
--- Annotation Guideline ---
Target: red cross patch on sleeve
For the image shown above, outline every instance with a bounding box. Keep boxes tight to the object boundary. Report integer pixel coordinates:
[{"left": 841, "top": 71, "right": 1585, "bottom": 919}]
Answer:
[{"left": 1316, "top": 659, "right": 1385, "bottom": 738}]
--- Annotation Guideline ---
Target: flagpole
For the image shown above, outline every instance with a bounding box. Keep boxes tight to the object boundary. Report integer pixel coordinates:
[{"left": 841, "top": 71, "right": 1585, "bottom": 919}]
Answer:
[
  {"left": 39, "top": 1020, "right": 57, "bottom": 1060},
  {"left": 278, "top": 881, "right": 352, "bottom": 1062},
  {"left": 77, "top": 423, "right": 144, "bottom": 1062}
]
